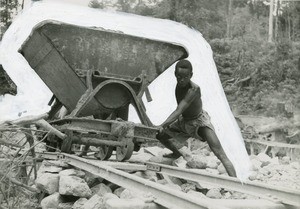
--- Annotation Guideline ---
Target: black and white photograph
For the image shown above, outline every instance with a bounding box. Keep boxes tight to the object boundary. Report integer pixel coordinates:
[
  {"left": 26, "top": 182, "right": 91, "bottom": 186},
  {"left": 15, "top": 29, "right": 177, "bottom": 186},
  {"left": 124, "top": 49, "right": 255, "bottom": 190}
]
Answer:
[{"left": 0, "top": 0, "right": 299, "bottom": 208}]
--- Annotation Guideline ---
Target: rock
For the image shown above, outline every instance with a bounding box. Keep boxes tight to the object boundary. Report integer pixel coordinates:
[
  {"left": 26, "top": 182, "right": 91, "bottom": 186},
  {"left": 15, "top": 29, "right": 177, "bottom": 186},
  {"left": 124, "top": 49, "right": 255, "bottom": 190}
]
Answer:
[
  {"left": 248, "top": 171, "right": 257, "bottom": 181},
  {"left": 84, "top": 172, "right": 103, "bottom": 187},
  {"left": 258, "top": 167, "right": 270, "bottom": 176},
  {"left": 217, "top": 164, "right": 227, "bottom": 174},
  {"left": 59, "top": 175, "right": 92, "bottom": 197},
  {"left": 130, "top": 152, "right": 153, "bottom": 163},
  {"left": 290, "top": 162, "right": 300, "bottom": 169},
  {"left": 187, "top": 190, "right": 207, "bottom": 199},
  {"left": 157, "top": 179, "right": 168, "bottom": 185},
  {"left": 181, "top": 183, "right": 196, "bottom": 193},
  {"left": 59, "top": 169, "right": 85, "bottom": 178},
  {"left": 103, "top": 193, "right": 119, "bottom": 203},
  {"left": 120, "top": 189, "right": 135, "bottom": 199},
  {"left": 250, "top": 159, "right": 262, "bottom": 171},
  {"left": 172, "top": 156, "right": 187, "bottom": 168},
  {"left": 106, "top": 198, "right": 145, "bottom": 209},
  {"left": 206, "top": 188, "right": 222, "bottom": 199},
  {"left": 223, "top": 192, "right": 232, "bottom": 199},
  {"left": 91, "top": 183, "right": 112, "bottom": 196},
  {"left": 144, "top": 147, "right": 164, "bottom": 156},
  {"left": 58, "top": 202, "right": 73, "bottom": 209},
  {"left": 270, "top": 157, "right": 279, "bottom": 165},
  {"left": 113, "top": 187, "right": 125, "bottom": 198},
  {"left": 35, "top": 173, "right": 59, "bottom": 194},
  {"left": 257, "top": 153, "right": 272, "bottom": 167},
  {"left": 41, "top": 192, "right": 62, "bottom": 209},
  {"left": 186, "top": 156, "right": 207, "bottom": 169},
  {"left": 179, "top": 146, "right": 193, "bottom": 160},
  {"left": 83, "top": 194, "right": 104, "bottom": 209},
  {"left": 282, "top": 156, "right": 290, "bottom": 165},
  {"left": 206, "top": 157, "right": 219, "bottom": 169},
  {"left": 205, "top": 168, "right": 220, "bottom": 175},
  {"left": 72, "top": 198, "right": 88, "bottom": 209}
]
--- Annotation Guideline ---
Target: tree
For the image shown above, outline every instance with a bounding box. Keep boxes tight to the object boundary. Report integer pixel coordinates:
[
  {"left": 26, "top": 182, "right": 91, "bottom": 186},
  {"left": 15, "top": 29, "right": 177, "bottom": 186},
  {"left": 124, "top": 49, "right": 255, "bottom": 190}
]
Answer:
[{"left": 0, "top": 0, "right": 19, "bottom": 39}]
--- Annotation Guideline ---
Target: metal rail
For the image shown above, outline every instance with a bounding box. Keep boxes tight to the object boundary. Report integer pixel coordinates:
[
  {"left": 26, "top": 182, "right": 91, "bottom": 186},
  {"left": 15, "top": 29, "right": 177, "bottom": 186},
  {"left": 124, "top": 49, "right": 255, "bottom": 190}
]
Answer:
[
  {"left": 146, "top": 162, "right": 300, "bottom": 207},
  {"left": 38, "top": 152, "right": 228, "bottom": 209}
]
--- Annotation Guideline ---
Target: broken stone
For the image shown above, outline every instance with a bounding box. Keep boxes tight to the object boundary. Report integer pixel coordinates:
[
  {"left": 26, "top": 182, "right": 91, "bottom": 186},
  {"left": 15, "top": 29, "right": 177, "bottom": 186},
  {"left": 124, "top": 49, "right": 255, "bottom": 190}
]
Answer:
[
  {"left": 157, "top": 179, "right": 168, "bottom": 185},
  {"left": 35, "top": 173, "right": 59, "bottom": 194},
  {"left": 106, "top": 198, "right": 145, "bottom": 209},
  {"left": 186, "top": 156, "right": 207, "bottom": 169},
  {"left": 103, "top": 193, "right": 119, "bottom": 203},
  {"left": 59, "top": 175, "right": 92, "bottom": 197},
  {"left": 59, "top": 169, "right": 85, "bottom": 178},
  {"left": 130, "top": 152, "right": 153, "bottom": 162},
  {"left": 248, "top": 171, "right": 257, "bottom": 181},
  {"left": 181, "top": 182, "right": 196, "bottom": 193},
  {"left": 217, "top": 164, "right": 227, "bottom": 174},
  {"left": 120, "top": 189, "right": 135, "bottom": 199},
  {"left": 259, "top": 167, "right": 270, "bottom": 176},
  {"left": 72, "top": 198, "right": 88, "bottom": 209},
  {"left": 290, "top": 162, "right": 300, "bottom": 169},
  {"left": 144, "top": 147, "right": 164, "bottom": 156},
  {"left": 113, "top": 187, "right": 125, "bottom": 198},
  {"left": 257, "top": 153, "right": 272, "bottom": 167},
  {"left": 41, "top": 192, "right": 62, "bottom": 209},
  {"left": 84, "top": 172, "right": 103, "bottom": 187},
  {"left": 250, "top": 159, "right": 262, "bottom": 171},
  {"left": 206, "top": 156, "right": 220, "bottom": 169},
  {"left": 172, "top": 156, "right": 187, "bottom": 168},
  {"left": 281, "top": 156, "right": 290, "bottom": 165},
  {"left": 91, "top": 183, "right": 112, "bottom": 197},
  {"left": 206, "top": 188, "right": 222, "bottom": 199},
  {"left": 58, "top": 202, "right": 73, "bottom": 209},
  {"left": 82, "top": 194, "right": 104, "bottom": 209}
]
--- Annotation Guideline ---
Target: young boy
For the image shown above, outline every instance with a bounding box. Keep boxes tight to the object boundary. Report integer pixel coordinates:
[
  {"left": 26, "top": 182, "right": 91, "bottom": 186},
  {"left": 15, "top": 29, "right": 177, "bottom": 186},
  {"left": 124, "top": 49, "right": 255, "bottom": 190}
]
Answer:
[{"left": 157, "top": 59, "right": 237, "bottom": 177}]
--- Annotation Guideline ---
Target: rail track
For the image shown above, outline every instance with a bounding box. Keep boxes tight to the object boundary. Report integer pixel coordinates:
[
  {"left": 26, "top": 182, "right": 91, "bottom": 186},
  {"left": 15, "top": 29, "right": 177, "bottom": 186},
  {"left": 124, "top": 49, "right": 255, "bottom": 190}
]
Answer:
[{"left": 37, "top": 151, "right": 300, "bottom": 209}]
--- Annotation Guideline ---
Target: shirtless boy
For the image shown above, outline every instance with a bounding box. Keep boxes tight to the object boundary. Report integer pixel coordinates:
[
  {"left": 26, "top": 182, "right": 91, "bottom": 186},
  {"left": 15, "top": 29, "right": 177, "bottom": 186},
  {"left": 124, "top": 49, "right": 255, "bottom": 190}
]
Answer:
[{"left": 157, "top": 59, "right": 237, "bottom": 177}]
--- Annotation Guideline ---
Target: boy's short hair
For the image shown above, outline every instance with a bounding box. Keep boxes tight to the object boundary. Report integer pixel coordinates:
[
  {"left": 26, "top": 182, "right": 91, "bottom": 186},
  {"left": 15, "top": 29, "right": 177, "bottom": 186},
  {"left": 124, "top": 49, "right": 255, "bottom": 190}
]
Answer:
[{"left": 175, "top": 59, "right": 193, "bottom": 73}]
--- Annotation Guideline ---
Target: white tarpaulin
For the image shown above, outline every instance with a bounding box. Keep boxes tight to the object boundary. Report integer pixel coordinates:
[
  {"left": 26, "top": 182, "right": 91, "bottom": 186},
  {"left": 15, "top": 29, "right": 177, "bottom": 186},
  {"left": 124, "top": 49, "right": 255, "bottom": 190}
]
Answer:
[{"left": 0, "top": 1, "right": 250, "bottom": 180}]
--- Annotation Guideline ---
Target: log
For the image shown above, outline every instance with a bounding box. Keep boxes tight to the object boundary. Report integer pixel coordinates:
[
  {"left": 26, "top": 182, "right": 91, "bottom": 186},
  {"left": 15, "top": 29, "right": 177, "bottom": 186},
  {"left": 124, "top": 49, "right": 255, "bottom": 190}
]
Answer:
[{"left": 258, "top": 121, "right": 300, "bottom": 134}]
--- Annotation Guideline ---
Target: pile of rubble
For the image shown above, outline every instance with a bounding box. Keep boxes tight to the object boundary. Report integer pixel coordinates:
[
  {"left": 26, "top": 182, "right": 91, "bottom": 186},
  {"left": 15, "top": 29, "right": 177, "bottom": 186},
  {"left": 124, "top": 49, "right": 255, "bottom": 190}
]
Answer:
[
  {"left": 35, "top": 160, "right": 158, "bottom": 209},
  {"left": 35, "top": 143, "right": 300, "bottom": 209}
]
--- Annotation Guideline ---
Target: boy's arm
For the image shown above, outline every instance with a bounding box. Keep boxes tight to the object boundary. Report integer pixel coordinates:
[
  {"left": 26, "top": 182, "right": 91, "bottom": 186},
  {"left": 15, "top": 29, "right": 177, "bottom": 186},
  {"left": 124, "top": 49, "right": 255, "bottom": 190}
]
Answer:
[{"left": 160, "top": 87, "right": 198, "bottom": 128}]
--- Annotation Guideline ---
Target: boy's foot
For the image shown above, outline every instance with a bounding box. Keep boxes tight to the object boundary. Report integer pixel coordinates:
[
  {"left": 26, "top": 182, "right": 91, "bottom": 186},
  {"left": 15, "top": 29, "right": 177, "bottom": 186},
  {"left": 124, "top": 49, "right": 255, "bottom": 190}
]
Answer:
[{"left": 163, "top": 152, "right": 181, "bottom": 159}]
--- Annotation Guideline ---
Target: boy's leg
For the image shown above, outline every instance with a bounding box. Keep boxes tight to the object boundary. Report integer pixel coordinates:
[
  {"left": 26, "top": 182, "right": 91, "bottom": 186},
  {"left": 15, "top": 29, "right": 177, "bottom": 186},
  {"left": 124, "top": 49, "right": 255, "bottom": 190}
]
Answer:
[
  {"left": 197, "top": 127, "right": 237, "bottom": 177},
  {"left": 156, "top": 131, "right": 182, "bottom": 158}
]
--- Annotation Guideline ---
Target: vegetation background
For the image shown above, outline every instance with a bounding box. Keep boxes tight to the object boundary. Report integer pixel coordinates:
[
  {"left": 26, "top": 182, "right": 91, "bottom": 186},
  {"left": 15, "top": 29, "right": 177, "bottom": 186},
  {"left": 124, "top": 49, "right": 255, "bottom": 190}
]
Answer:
[{"left": 1, "top": 0, "right": 300, "bottom": 118}]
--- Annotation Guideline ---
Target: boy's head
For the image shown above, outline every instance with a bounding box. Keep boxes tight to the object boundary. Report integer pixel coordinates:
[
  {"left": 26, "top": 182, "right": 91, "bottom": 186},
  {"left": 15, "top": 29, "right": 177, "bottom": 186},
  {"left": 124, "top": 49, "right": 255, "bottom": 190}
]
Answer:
[{"left": 175, "top": 59, "right": 193, "bottom": 87}]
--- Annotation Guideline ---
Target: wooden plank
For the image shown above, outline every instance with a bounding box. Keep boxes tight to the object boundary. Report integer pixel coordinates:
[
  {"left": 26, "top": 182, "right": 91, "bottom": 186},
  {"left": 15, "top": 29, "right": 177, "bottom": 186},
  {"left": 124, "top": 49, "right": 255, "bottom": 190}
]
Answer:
[{"left": 245, "top": 139, "right": 300, "bottom": 149}]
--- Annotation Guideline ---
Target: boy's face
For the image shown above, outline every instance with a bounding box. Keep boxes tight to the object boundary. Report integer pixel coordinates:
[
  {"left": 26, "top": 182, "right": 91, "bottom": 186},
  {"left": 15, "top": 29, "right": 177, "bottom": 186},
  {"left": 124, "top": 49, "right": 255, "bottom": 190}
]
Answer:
[{"left": 175, "top": 67, "right": 192, "bottom": 87}]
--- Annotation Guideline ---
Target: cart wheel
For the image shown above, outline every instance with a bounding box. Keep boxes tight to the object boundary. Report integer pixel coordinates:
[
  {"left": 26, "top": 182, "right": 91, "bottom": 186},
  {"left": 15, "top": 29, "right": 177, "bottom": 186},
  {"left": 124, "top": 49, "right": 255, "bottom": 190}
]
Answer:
[
  {"left": 116, "top": 138, "right": 134, "bottom": 161},
  {"left": 94, "top": 145, "right": 114, "bottom": 160}
]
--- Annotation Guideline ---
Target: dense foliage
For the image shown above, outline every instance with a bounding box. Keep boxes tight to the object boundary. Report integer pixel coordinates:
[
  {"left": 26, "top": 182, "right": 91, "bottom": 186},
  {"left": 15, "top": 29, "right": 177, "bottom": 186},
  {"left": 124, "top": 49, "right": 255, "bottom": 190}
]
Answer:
[{"left": 0, "top": 0, "right": 299, "bottom": 117}]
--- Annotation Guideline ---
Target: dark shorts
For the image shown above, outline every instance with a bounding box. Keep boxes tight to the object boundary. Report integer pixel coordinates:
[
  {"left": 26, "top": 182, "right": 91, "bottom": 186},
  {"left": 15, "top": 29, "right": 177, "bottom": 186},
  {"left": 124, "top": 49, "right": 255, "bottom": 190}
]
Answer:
[{"left": 164, "top": 110, "right": 214, "bottom": 143}]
